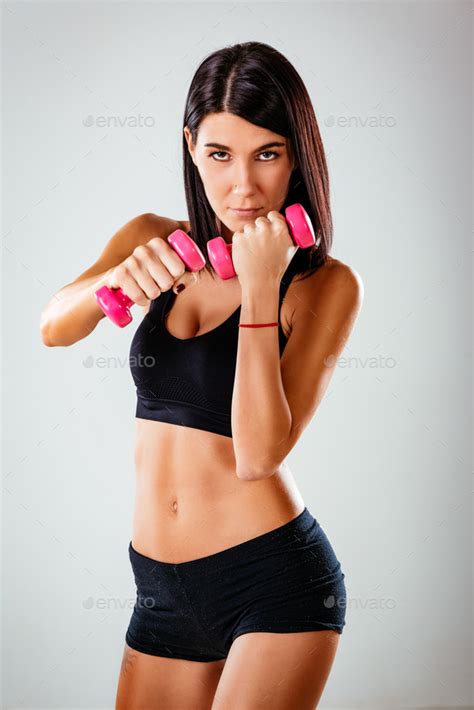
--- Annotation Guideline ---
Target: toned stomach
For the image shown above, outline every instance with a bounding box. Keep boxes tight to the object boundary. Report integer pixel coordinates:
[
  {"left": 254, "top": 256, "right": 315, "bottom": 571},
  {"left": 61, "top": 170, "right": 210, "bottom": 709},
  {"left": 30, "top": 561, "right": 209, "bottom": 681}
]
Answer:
[{"left": 131, "top": 417, "right": 305, "bottom": 563}]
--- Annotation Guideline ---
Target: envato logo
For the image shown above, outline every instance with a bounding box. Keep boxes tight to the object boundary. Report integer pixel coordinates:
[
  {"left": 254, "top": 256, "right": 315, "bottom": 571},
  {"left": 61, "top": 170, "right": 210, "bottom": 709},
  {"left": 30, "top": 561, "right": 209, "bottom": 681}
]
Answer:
[
  {"left": 324, "top": 354, "right": 397, "bottom": 369},
  {"left": 82, "top": 354, "right": 156, "bottom": 369},
  {"left": 82, "top": 595, "right": 158, "bottom": 611},
  {"left": 324, "top": 114, "right": 397, "bottom": 129},
  {"left": 323, "top": 595, "right": 396, "bottom": 611},
  {"left": 83, "top": 114, "right": 156, "bottom": 129}
]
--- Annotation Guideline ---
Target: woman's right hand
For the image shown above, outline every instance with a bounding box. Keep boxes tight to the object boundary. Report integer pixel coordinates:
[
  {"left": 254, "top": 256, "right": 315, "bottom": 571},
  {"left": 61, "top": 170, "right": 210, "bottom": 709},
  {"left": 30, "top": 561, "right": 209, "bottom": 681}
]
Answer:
[{"left": 106, "top": 236, "right": 199, "bottom": 304}]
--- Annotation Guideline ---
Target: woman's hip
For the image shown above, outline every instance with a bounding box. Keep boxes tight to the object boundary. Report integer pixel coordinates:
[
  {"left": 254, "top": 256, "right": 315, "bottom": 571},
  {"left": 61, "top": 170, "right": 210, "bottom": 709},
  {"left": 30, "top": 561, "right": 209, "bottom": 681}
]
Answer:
[{"left": 128, "top": 506, "right": 347, "bottom": 642}]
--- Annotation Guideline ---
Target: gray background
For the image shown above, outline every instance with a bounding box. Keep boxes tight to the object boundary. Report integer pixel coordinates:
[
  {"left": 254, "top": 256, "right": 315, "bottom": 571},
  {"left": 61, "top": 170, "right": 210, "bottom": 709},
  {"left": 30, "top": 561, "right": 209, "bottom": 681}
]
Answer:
[{"left": 2, "top": 1, "right": 472, "bottom": 708}]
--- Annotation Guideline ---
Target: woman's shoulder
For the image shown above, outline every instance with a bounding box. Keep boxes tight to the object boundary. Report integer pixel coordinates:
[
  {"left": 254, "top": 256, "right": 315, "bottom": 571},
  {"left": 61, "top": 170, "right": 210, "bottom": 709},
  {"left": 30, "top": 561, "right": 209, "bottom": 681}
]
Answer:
[
  {"left": 282, "top": 255, "right": 363, "bottom": 339},
  {"left": 139, "top": 213, "right": 188, "bottom": 239},
  {"left": 317, "top": 256, "right": 362, "bottom": 286},
  {"left": 315, "top": 259, "right": 363, "bottom": 322},
  {"left": 287, "top": 256, "right": 363, "bottom": 321},
  {"left": 301, "top": 256, "right": 363, "bottom": 292}
]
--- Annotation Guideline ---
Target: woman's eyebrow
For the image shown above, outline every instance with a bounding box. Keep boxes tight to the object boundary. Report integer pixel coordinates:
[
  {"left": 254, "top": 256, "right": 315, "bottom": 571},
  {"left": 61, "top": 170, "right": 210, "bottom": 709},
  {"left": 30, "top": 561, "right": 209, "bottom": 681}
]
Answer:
[{"left": 204, "top": 141, "right": 286, "bottom": 151}]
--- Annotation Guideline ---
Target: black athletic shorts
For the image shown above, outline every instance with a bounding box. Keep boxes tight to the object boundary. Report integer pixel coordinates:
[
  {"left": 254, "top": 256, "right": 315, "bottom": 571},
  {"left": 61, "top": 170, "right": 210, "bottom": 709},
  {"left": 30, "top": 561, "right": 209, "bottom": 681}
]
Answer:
[{"left": 125, "top": 507, "right": 347, "bottom": 662}]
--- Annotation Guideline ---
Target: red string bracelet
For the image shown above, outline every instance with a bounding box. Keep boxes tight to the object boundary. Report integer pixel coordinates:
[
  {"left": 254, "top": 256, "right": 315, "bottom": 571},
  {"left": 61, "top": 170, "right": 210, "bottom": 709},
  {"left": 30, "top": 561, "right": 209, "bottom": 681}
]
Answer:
[{"left": 239, "top": 322, "right": 279, "bottom": 328}]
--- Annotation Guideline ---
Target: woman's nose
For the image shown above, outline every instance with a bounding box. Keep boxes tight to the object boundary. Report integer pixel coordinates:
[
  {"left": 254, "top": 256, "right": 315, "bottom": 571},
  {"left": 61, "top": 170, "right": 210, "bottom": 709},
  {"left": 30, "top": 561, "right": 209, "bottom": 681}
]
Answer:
[{"left": 231, "top": 171, "right": 258, "bottom": 193}]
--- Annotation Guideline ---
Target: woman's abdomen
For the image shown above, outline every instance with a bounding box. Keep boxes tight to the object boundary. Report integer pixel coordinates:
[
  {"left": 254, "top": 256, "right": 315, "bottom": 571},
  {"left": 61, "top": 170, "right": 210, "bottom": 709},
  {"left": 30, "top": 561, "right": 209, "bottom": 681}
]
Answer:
[{"left": 132, "top": 419, "right": 305, "bottom": 563}]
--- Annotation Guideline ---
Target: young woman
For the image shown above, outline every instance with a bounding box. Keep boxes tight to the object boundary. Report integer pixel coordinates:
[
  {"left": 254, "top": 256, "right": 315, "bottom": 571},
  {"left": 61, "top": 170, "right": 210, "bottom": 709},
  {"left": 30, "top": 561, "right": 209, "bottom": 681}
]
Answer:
[{"left": 41, "top": 42, "right": 363, "bottom": 709}]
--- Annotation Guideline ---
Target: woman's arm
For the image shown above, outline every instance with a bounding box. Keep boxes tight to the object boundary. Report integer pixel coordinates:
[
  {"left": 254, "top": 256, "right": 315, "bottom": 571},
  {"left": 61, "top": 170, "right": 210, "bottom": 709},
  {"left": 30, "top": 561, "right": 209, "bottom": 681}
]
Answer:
[
  {"left": 39, "top": 213, "right": 183, "bottom": 347},
  {"left": 232, "top": 261, "right": 364, "bottom": 480}
]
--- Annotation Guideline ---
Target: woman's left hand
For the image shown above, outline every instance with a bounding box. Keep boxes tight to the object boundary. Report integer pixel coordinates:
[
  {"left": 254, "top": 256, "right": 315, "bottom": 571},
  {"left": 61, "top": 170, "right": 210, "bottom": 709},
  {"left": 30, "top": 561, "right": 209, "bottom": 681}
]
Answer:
[{"left": 231, "top": 211, "right": 298, "bottom": 290}]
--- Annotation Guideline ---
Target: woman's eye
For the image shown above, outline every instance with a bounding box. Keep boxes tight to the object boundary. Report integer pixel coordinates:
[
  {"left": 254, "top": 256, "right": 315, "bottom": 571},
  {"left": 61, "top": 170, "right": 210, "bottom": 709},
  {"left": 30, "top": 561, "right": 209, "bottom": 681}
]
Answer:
[
  {"left": 208, "top": 151, "right": 279, "bottom": 162},
  {"left": 209, "top": 151, "right": 228, "bottom": 161}
]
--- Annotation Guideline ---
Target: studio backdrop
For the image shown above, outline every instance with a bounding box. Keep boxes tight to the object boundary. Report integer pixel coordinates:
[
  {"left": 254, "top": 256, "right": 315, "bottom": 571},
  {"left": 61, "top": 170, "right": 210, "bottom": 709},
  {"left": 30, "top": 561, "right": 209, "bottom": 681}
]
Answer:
[{"left": 2, "top": 2, "right": 472, "bottom": 709}]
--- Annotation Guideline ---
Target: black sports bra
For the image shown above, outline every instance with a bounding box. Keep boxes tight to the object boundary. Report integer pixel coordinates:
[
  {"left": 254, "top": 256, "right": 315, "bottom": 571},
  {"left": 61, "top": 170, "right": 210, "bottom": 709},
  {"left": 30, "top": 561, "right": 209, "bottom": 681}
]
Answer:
[{"left": 129, "top": 236, "right": 299, "bottom": 438}]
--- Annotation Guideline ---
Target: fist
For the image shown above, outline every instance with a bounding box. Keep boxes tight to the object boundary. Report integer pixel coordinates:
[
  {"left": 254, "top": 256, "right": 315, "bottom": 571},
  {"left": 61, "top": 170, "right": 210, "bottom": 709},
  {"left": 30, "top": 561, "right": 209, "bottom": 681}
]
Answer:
[{"left": 232, "top": 210, "right": 297, "bottom": 288}]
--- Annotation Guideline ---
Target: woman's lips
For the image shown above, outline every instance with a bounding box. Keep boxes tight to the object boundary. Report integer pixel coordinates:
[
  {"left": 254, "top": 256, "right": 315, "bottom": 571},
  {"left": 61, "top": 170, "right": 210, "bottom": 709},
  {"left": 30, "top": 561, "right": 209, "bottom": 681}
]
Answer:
[{"left": 230, "top": 208, "right": 262, "bottom": 217}]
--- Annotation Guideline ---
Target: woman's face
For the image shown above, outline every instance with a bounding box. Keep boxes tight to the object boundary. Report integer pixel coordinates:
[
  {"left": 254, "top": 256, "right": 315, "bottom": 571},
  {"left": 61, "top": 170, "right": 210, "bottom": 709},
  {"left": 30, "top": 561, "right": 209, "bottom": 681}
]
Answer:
[{"left": 184, "top": 112, "right": 297, "bottom": 242}]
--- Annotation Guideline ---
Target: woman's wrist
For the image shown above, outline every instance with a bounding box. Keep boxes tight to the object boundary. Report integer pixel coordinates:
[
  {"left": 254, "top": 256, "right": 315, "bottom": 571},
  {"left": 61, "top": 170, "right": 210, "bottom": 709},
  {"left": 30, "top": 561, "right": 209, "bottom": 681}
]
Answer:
[{"left": 240, "top": 281, "right": 281, "bottom": 325}]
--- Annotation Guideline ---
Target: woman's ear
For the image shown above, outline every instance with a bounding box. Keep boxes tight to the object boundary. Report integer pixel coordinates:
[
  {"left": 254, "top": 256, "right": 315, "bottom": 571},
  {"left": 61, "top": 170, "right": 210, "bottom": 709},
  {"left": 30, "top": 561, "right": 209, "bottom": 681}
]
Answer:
[{"left": 183, "top": 126, "right": 197, "bottom": 165}]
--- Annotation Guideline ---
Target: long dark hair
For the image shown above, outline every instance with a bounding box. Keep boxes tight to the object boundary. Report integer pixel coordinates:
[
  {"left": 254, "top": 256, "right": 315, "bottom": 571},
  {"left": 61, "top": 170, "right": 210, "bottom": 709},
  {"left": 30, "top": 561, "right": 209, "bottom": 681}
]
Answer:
[{"left": 182, "top": 41, "right": 332, "bottom": 282}]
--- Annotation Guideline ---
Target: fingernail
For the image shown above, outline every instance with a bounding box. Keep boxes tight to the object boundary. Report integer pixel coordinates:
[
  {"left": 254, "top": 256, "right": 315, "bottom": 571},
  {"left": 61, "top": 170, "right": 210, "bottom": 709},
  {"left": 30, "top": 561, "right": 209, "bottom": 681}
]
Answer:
[{"left": 176, "top": 284, "right": 185, "bottom": 293}]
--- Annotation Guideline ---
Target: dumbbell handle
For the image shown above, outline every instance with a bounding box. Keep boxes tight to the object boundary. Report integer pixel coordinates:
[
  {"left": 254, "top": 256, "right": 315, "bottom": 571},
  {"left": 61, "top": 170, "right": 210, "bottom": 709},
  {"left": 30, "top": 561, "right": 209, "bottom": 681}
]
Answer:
[{"left": 95, "top": 229, "right": 206, "bottom": 328}]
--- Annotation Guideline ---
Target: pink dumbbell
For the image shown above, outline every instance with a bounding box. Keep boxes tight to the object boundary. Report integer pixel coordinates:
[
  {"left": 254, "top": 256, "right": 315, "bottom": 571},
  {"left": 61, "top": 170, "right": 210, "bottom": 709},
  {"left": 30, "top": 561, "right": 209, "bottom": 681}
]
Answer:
[
  {"left": 95, "top": 229, "right": 206, "bottom": 328},
  {"left": 206, "top": 203, "right": 318, "bottom": 280}
]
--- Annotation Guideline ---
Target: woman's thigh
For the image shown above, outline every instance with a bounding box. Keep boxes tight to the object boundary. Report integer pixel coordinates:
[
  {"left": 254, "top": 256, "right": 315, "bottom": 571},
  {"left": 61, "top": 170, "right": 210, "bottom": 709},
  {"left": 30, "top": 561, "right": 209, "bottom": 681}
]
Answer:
[
  {"left": 212, "top": 630, "right": 341, "bottom": 710},
  {"left": 115, "top": 642, "right": 226, "bottom": 710}
]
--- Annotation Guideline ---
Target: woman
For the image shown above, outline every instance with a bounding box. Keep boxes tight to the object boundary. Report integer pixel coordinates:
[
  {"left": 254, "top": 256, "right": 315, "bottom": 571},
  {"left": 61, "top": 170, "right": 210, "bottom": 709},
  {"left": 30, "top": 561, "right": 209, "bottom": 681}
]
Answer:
[{"left": 41, "top": 42, "right": 363, "bottom": 709}]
